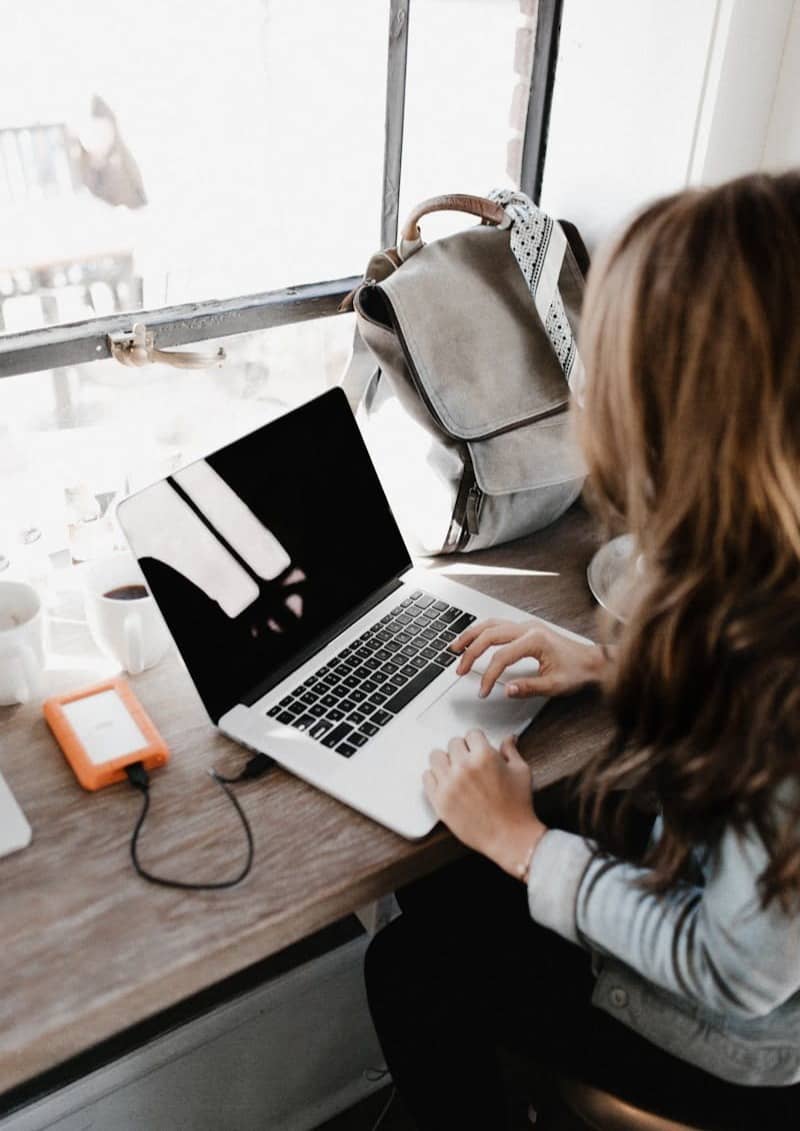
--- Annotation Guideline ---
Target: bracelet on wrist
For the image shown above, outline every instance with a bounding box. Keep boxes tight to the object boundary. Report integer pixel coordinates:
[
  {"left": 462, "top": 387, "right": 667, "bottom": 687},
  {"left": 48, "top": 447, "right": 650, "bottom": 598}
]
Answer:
[{"left": 515, "top": 838, "right": 540, "bottom": 884}]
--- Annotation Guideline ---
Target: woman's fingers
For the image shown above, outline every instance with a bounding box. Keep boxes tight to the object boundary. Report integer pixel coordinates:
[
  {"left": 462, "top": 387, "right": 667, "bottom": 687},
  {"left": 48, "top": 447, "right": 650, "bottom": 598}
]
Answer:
[
  {"left": 479, "top": 632, "right": 544, "bottom": 698},
  {"left": 429, "top": 747, "right": 450, "bottom": 775},
  {"left": 449, "top": 618, "right": 498, "bottom": 655},
  {"left": 505, "top": 675, "right": 555, "bottom": 698},
  {"left": 464, "top": 728, "right": 491, "bottom": 759},
  {"left": 447, "top": 735, "right": 469, "bottom": 761},
  {"left": 499, "top": 734, "right": 526, "bottom": 767},
  {"left": 424, "top": 748, "right": 451, "bottom": 802},
  {"left": 455, "top": 623, "right": 524, "bottom": 675},
  {"left": 422, "top": 768, "right": 438, "bottom": 804},
  {"left": 430, "top": 731, "right": 491, "bottom": 780},
  {"left": 454, "top": 625, "right": 506, "bottom": 674},
  {"left": 424, "top": 734, "right": 487, "bottom": 814}
]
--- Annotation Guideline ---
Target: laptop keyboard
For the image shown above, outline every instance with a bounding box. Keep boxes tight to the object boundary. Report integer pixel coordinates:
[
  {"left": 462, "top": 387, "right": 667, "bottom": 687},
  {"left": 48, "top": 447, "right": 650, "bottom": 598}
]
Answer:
[{"left": 266, "top": 590, "right": 475, "bottom": 758}]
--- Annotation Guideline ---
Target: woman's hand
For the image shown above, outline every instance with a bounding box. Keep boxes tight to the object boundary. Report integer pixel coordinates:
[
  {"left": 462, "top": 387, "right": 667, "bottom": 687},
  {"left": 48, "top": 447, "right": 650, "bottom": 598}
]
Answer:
[
  {"left": 451, "top": 618, "right": 608, "bottom": 700},
  {"left": 423, "top": 730, "right": 547, "bottom": 880}
]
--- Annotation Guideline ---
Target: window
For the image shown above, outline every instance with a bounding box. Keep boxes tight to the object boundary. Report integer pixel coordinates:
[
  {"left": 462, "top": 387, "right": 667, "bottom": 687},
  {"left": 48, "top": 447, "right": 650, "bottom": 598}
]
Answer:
[{"left": 0, "top": 0, "right": 561, "bottom": 567}]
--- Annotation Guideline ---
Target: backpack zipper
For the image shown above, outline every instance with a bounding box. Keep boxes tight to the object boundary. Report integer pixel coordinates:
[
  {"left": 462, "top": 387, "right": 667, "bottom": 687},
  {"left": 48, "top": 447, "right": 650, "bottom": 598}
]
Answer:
[
  {"left": 465, "top": 483, "right": 483, "bottom": 536},
  {"left": 452, "top": 460, "right": 483, "bottom": 550}
]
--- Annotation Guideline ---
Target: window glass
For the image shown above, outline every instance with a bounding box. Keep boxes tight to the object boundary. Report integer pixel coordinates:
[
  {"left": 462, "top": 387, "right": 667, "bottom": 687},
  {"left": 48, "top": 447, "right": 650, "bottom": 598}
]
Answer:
[
  {"left": 0, "top": 315, "right": 355, "bottom": 566},
  {"left": 0, "top": 0, "right": 541, "bottom": 579},
  {"left": 0, "top": 0, "right": 388, "bottom": 335},
  {"left": 398, "top": 0, "right": 532, "bottom": 243}
]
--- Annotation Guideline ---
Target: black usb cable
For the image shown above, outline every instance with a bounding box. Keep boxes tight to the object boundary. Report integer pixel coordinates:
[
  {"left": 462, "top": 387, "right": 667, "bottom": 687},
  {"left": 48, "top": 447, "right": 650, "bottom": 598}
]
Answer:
[{"left": 125, "top": 753, "right": 275, "bottom": 891}]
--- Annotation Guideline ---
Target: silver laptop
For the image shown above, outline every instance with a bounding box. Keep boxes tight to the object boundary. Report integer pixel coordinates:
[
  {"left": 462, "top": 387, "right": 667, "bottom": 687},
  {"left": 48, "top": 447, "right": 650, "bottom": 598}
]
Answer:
[{"left": 117, "top": 387, "right": 563, "bottom": 838}]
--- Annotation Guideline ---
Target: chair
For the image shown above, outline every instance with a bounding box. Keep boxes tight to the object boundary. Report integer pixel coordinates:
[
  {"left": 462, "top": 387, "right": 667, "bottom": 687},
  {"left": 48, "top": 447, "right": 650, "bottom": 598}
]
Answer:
[{"left": 553, "top": 1078, "right": 709, "bottom": 1131}]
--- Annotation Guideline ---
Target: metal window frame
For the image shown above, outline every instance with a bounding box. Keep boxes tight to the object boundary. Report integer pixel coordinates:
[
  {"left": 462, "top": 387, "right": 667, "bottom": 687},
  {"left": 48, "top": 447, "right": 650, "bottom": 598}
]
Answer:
[
  {"left": 0, "top": 0, "right": 561, "bottom": 381},
  {"left": 0, "top": 277, "right": 360, "bottom": 379},
  {"left": 519, "top": 0, "right": 564, "bottom": 204}
]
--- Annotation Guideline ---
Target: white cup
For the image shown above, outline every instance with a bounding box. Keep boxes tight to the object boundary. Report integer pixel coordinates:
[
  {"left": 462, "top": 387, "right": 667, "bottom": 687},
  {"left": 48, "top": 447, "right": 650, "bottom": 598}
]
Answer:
[
  {"left": 0, "top": 581, "right": 46, "bottom": 706},
  {"left": 82, "top": 554, "right": 171, "bottom": 675}
]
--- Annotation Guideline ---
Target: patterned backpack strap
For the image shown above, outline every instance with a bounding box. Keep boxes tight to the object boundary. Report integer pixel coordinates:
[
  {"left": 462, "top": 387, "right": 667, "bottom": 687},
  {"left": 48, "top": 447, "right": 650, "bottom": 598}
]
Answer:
[{"left": 488, "top": 188, "right": 585, "bottom": 401}]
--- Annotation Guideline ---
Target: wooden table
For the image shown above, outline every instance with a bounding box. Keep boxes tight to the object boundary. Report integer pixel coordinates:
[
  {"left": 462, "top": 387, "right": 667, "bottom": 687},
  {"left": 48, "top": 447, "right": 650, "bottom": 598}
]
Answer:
[{"left": 0, "top": 504, "right": 611, "bottom": 1097}]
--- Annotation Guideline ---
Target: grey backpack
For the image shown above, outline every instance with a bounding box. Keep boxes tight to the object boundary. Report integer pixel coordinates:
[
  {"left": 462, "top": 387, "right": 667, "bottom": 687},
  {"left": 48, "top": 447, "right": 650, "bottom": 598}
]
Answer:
[{"left": 340, "top": 189, "right": 588, "bottom": 555}]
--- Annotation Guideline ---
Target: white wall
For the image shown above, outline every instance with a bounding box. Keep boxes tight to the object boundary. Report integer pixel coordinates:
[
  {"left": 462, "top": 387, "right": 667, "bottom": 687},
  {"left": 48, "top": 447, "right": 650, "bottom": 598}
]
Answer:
[
  {"left": 540, "top": 0, "right": 717, "bottom": 248},
  {"left": 689, "top": 0, "right": 794, "bottom": 183},
  {"left": 540, "top": 0, "right": 799, "bottom": 250},
  {"left": 763, "top": 0, "right": 800, "bottom": 170}
]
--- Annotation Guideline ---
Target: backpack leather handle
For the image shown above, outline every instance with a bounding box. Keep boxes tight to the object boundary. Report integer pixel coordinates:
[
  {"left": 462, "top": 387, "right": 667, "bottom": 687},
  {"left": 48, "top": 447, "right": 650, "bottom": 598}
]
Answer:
[{"left": 400, "top": 194, "right": 508, "bottom": 242}]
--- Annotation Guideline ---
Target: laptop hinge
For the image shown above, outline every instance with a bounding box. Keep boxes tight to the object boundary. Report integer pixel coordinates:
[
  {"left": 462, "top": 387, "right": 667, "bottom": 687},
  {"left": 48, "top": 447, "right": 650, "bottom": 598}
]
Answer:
[{"left": 240, "top": 575, "right": 406, "bottom": 709}]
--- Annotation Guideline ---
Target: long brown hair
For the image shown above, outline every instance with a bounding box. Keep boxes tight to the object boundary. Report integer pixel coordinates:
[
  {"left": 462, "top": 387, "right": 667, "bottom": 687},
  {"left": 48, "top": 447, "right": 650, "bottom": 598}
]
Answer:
[{"left": 576, "top": 171, "right": 800, "bottom": 907}]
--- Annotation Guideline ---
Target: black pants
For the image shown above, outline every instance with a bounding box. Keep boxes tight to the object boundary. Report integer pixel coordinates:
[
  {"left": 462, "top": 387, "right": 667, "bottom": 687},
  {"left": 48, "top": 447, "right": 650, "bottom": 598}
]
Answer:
[{"left": 365, "top": 853, "right": 800, "bottom": 1130}]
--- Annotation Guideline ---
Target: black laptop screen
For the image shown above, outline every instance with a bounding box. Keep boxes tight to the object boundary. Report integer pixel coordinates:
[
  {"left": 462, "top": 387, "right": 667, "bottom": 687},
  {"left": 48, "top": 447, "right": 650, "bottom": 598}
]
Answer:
[{"left": 118, "top": 388, "right": 411, "bottom": 722}]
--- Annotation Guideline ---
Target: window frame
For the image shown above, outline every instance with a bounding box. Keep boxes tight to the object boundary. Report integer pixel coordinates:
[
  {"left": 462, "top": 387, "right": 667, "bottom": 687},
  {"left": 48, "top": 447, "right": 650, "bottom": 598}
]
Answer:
[{"left": 0, "top": 0, "right": 562, "bottom": 381}]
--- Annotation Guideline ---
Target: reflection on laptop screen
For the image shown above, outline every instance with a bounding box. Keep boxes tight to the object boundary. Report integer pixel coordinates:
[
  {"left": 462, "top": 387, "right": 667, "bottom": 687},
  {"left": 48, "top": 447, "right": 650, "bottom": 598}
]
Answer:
[{"left": 118, "top": 389, "right": 411, "bottom": 722}]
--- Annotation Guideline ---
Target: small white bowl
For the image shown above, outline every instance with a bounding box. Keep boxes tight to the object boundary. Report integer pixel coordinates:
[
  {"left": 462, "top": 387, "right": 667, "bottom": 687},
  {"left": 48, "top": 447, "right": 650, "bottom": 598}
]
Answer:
[{"left": 587, "top": 534, "right": 639, "bottom": 622}]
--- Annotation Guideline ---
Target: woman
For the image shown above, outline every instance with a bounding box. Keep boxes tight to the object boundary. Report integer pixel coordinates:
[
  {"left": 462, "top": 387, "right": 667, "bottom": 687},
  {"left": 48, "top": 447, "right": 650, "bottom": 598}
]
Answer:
[{"left": 364, "top": 172, "right": 800, "bottom": 1130}]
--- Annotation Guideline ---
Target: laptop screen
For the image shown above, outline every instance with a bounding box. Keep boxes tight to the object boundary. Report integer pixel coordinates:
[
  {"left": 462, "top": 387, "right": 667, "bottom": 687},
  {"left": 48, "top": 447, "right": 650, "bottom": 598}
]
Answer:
[{"left": 118, "top": 388, "right": 411, "bottom": 722}]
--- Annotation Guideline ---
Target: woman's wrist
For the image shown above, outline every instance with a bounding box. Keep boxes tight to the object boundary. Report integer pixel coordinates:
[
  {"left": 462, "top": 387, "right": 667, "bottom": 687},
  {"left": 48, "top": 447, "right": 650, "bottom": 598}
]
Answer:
[
  {"left": 490, "top": 818, "right": 548, "bottom": 882},
  {"left": 584, "top": 642, "right": 614, "bottom": 686}
]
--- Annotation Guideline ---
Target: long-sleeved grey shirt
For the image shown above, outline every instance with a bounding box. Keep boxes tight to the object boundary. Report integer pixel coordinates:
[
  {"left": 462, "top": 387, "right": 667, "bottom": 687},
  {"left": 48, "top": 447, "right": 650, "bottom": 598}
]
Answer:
[{"left": 527, "top": 803, "right": 800, "bottom": 1085}]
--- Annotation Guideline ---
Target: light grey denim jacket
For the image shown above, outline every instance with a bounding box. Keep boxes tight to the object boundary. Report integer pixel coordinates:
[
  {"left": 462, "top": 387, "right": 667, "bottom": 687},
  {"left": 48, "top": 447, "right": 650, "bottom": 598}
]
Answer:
[{"left": 527, "top": 805, "right": 800, "bottom": 1086}]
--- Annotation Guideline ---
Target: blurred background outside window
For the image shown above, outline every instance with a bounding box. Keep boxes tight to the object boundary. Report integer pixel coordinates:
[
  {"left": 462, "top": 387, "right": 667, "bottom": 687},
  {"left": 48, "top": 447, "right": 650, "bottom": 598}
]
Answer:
[{"left": 0, "top": 0, "right": 537, "bottom": 575}]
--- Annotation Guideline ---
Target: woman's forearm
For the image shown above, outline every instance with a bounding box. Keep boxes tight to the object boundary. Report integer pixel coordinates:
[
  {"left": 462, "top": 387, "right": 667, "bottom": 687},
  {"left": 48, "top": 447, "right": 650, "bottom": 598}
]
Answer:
[{"left": 526, "top": 821, "right": 800, "bottom": 1018}]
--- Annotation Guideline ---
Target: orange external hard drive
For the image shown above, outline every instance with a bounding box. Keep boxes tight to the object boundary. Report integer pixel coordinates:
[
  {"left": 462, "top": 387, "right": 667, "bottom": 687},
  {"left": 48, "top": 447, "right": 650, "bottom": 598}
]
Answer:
[{"left": 44, "top": 677, "right": 169, "bottom": 791}]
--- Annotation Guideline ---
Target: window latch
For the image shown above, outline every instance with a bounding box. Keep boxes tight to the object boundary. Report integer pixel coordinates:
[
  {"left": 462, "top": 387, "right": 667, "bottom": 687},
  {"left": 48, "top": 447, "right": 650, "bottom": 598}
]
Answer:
[{"left": 108, "top": 323, "right": 225, "bottom": 370}]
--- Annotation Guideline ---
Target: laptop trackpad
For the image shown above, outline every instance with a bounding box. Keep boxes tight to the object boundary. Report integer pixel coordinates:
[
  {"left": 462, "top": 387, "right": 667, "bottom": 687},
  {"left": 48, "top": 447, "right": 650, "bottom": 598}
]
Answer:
[{"left": 417, "top": 672, "right": 544, "bottom": 747}]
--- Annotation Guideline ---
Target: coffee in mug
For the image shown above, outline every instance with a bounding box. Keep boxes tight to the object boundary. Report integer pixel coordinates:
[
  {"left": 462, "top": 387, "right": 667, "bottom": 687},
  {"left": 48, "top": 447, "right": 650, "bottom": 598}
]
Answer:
[
  {"left": 103, "top": 584, "right": 149, "bottom": 602},
  {"left": 82, "top": 555, "right": 171, "bottom": 674}
]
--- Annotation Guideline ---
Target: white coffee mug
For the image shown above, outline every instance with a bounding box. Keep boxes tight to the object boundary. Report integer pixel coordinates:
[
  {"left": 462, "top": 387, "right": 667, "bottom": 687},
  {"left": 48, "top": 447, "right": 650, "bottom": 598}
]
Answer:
[
  {"left": 0, "top": 581, "right": 46, "bottom": 706},
  {"left": 82, "top": 554, "right": 171, "bottom": 675}
]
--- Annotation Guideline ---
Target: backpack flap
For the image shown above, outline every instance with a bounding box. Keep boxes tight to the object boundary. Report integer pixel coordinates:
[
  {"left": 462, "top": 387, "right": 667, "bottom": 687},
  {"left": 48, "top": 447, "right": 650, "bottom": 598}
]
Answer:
[
  {"left": 358, "top": 222, "right": 584, "bottom": 495},
  {"left": 381, "top": 224, "right": 569, "bottom": 435},
  {"left": 469, "top": 413, "right": 584, "bottom": 497}
]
